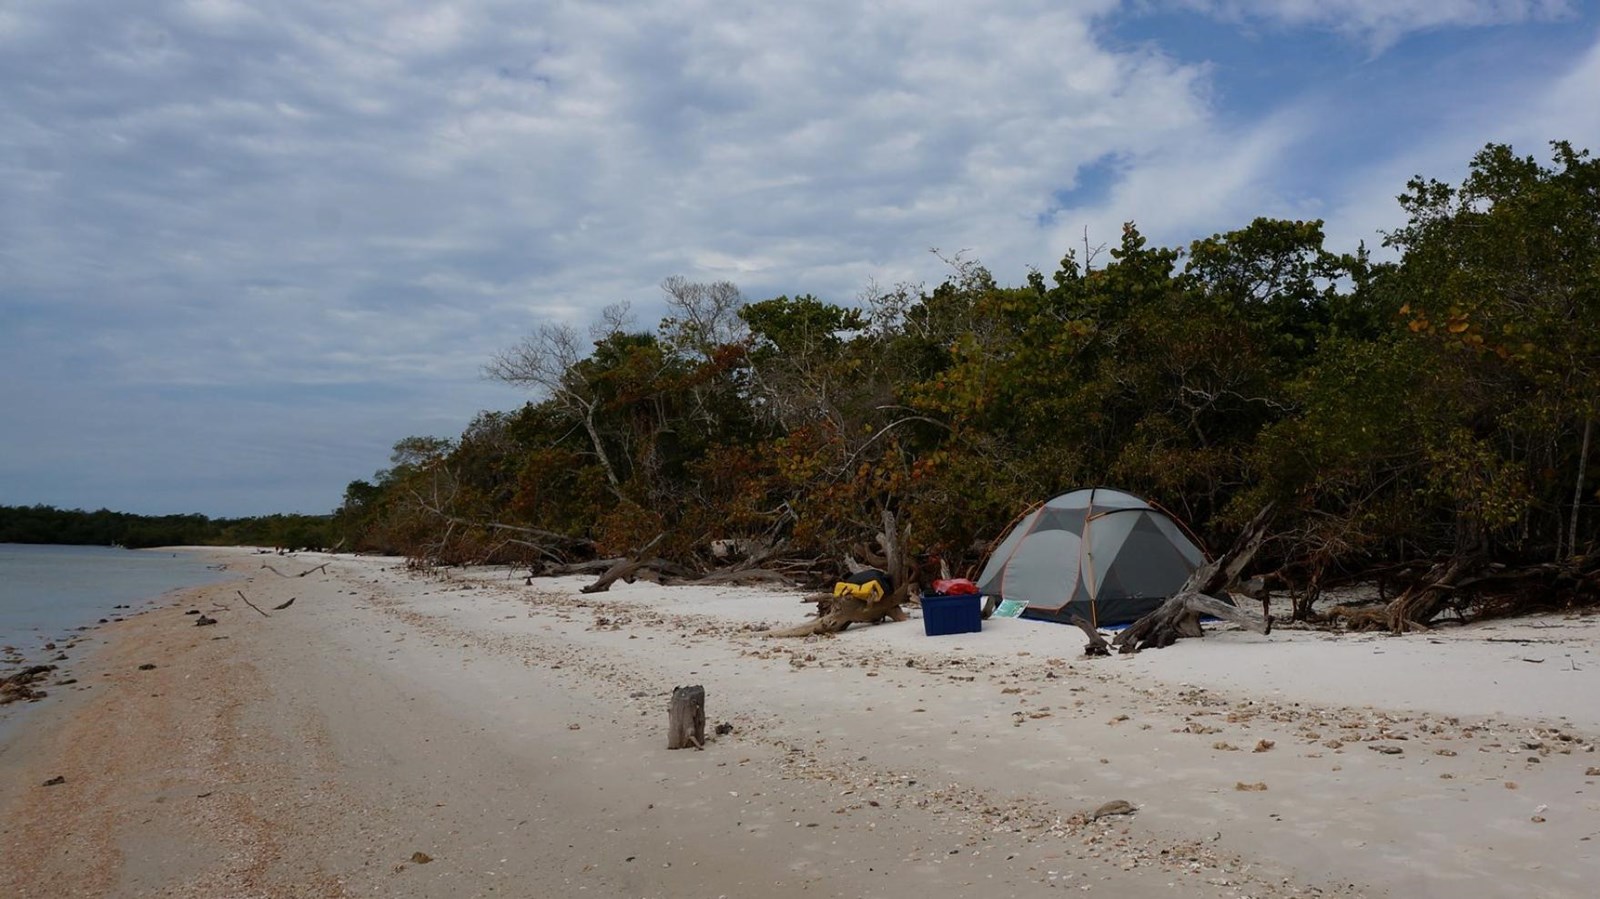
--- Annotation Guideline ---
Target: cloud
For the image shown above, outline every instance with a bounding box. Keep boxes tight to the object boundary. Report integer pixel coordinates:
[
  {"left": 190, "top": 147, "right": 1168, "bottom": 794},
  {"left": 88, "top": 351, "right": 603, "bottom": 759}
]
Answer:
[
  {"left": 0, "top": 0, "right": 1593, "bottom": 514},
  {"left": 1172, "top": 0, "right": 1574, "bottom": 48},
  {"left": 0, "top": 0, "right": 1222, "bottom": 513},
  {"left": 1044, "top": 106, "right": 1318, "bottom": 256}
]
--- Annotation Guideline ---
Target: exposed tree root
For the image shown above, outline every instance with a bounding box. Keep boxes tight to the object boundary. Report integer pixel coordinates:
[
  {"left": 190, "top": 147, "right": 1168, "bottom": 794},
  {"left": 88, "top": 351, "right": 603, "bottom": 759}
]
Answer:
[{"left": 1382, "top": 554, "right": 1481, "bottom": 633}]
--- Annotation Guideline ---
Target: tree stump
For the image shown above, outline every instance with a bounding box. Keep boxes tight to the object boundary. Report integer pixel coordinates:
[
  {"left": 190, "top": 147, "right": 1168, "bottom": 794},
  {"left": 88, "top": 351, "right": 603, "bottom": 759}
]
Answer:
[{"left": 668, "top": 685, "right": 706, "bottom": 750}]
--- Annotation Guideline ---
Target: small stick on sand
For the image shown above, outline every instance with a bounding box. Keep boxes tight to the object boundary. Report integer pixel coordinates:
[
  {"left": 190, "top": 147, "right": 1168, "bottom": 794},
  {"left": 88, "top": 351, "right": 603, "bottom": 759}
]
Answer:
[{"left": 237, "top": 590, "right": 271, "bottom": 618}]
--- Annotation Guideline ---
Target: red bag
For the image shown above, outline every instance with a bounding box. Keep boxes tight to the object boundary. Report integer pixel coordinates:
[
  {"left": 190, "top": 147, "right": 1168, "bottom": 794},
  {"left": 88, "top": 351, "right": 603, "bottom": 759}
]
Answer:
[{"left": 930, "top": 578, "right": 979, "bottom": 595}]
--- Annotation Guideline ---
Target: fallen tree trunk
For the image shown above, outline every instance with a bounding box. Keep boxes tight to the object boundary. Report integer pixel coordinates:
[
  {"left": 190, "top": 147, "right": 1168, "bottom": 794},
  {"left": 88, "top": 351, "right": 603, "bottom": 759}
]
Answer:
[
  {"left": 687, "top": 568, "right": 796, "bottom": 587},
  {"left": 536, "top": 555, "right": 796, "bottom": 590},
  {"left": 541, "top": 558, "right": 624, "bottom": 577},
  {"left": 581, "top": 534, "right": 665, "bottom": 594},
  {"left": 1112, "top": 504, "right": 1275, "bottom": 654},
  {"left": 679, "top": 539, "right": 796, "bottom": 588},
  {"left": 1191, "top": 505, "right": 1275, "bottom": 595},
  {"left": 581, "top": 558, "right": 657, "bottom": 593},
  {"left": 1113, "top": 592, "right": 1271, "bottom": 653},
  {"left": 1382, "top": 554, "right": 1481, "bottom": 633}
]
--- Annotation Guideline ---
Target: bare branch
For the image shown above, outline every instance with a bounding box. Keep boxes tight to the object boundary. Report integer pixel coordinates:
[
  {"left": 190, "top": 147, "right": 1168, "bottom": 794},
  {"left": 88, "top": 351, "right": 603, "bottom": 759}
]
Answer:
[
  {"left": 593, "top": 302, "right": 635, "bottom": 341},
  {"left": 236, "top": 590, "right": 270, "bottom": 618},
  {"left": 486, "top": 321, "right": 626, "bottom": 498}
]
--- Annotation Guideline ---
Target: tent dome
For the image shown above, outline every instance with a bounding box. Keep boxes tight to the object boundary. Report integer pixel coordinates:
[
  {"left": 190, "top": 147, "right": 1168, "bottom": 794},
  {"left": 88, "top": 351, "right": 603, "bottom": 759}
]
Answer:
[{"left": 976, "top": 488, "right": 1206, "bottom": 627}]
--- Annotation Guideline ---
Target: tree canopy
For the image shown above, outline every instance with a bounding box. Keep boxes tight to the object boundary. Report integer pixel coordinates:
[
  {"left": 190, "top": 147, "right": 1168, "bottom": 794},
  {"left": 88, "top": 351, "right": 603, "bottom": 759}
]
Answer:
[
  {"left": 0, "top": 505, "right": 335, "bottom": 550},
  {"left": 330, "top": 141, "right": 1600, "bottom": 622}
]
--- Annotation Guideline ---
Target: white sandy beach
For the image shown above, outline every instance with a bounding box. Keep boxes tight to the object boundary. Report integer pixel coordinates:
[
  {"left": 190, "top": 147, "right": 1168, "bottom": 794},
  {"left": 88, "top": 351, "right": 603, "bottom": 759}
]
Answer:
[{"left": 2, "top": 548, "right": 1596, "bottom": 898}]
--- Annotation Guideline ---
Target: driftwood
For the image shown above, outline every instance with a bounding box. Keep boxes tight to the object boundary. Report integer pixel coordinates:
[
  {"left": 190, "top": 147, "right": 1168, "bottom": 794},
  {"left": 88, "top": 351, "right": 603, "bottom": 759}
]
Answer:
[
  {"left": 517, "top": 535, "right": 810, "bottom": 593},
  {"left": 715, "top": 538, "right": 787, "bottom": 570},
  {"left": 682, "top": 539, "right": 795, "bottom": 587},
  {"left": 1112, "top": 505, "right": 1275, "bottom": 654},
  {"left": 646, "top": 559, "right": 700, "bottom": 580},
  {"left": 581, "top": 557, "right": 657, "bottom": 593},
  {"left": 582, "top": 534, "right": 665, "bottom": 594},
  {"left": 667, "top": 685, "right": 706, "bottom": 750},
  {"left": 1114, "top": 592, "right": 1272, "bottom": 653},
  {"left": 691, "top": 568, "right": 796, "bottom": 587},
  {"left": 1275, "top": 551, "right": 1600, "bottom": 631},
  {"left": 1357, "top": 556, "right": 1600, "bottom": 631},
  {"left": 260, "top": 562, "right": 329, "bottom": 578},
  {"left": 1068, "top": 615, "right": 1110, "bottom": 656},
  {"left": 1192, "top": 505, "right": 1275, "bottom": 595},
  {"left": 766, "top": 587, "right": 907, "bottom": 638},
  {"left": 768, "top": 510, "right": 912, "bottom": 638},
  {"left": 530, "top": 546, "right": 794, "bottom": 592},
  {"left": 419, "top": 510, "right": 594, "bottom": 552},
  {"left": 236, "top": 590, "right": 270, "bottom": 618},
  {"left": 1382, "top": 554, "right": 1481, "bottom": 633},
  {"left": 541, "top": 558, "right": 624, "bottom": 577}
]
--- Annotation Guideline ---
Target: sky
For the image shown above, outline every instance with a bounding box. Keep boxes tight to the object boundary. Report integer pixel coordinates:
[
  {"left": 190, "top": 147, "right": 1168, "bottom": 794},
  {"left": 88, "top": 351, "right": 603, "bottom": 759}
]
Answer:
[{"left": 2, "top": 0, "right": 1598, "bottom": 518}]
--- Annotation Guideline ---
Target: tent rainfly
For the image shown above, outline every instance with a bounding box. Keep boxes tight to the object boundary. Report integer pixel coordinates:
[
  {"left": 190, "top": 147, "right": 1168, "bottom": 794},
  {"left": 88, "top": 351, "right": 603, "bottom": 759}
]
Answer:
[{"left": 976, "top": 488, "right": 1207, "bottom": 627}]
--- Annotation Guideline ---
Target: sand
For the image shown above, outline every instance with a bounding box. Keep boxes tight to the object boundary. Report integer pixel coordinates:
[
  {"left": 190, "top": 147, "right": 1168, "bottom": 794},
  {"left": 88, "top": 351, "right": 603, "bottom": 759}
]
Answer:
[{"left": 2, "top": 549, "right": 1597, "bottom": 898}]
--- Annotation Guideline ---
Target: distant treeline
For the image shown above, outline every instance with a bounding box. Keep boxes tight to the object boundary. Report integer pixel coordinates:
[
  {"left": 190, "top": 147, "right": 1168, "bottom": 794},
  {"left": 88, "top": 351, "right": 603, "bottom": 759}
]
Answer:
[
  {"left": 333, "top": 141, "right": 1600, "bottom": 605},
  {"left": 0, "top": 504, "right": 336, "bottom": 551}
]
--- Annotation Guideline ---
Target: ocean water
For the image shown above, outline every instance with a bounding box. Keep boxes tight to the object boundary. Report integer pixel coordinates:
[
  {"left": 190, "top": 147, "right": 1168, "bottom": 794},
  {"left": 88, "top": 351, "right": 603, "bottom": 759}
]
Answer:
[{"left": 0, "top": 543, "right": 233, "bottom": 653}]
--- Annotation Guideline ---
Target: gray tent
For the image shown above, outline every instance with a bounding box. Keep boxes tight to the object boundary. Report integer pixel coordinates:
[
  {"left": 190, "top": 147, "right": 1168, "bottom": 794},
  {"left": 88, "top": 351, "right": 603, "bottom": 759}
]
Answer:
[{"left": 976, "top": 488, "right": 1207, "bottom": 627}]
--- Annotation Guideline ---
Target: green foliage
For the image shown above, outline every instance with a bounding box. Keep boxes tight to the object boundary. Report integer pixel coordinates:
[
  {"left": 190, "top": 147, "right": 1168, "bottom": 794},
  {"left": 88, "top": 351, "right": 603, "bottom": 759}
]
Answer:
[
  {"left": 741, "top": 294, "right": 865, "bottom": 357},
  {"left": 0, "top": 505, "right": 334, "bottom": 550},
  {"left": 325, "top": 141, "right": 1600, "bottom": 590}
]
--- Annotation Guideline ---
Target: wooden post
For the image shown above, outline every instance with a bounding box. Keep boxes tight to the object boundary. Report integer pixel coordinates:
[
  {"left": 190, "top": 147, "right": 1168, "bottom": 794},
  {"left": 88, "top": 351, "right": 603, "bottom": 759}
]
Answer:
[{"left": 667, "top": 685, "right": 706, "bottom": 750}]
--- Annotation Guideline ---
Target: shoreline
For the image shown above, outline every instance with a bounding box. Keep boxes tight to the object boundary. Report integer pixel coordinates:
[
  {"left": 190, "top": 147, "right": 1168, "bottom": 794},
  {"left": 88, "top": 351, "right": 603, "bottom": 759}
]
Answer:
[
  {"left": 1, "top": 548, "right": 1596, "bottom": 897},
  {"left": 0, "top": 545, "right": 239, "bottom": 743}
]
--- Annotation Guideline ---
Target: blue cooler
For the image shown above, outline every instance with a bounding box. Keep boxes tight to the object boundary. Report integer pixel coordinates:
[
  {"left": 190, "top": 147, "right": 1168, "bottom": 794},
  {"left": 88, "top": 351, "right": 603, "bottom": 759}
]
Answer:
[{"left": 922, "top": 592, "right": 983, "bottom": 636}]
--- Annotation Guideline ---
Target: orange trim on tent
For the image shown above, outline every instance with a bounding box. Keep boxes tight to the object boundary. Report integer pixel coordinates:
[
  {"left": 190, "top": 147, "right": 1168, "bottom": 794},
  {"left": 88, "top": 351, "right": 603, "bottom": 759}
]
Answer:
[
  {"left": 996, "top": 500, "right": 1049, "bottom": 607},
  {"left": 983, "top": 500, "right": 1044, "bottom": 558},
  {"left": 1145, "top": 498, "right": 1213, "bottom": 562}
]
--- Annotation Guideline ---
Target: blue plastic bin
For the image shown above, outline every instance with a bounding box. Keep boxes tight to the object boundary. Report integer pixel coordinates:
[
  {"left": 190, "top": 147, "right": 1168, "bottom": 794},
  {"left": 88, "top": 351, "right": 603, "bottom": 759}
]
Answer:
[{"left": 922, "top": 592, "right": 983, "bottom": 636}]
